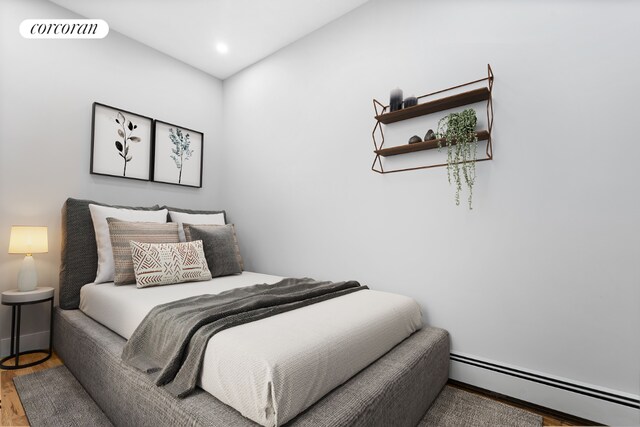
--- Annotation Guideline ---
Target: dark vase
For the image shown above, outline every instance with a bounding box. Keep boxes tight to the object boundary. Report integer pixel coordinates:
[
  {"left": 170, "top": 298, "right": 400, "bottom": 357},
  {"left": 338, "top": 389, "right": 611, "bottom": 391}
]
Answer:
[
  {"left": 390, "top": 88, "right": 403, "bottom": 112},
  {"left": 403, "top": 96, "right": 417, "bottom": 108}
]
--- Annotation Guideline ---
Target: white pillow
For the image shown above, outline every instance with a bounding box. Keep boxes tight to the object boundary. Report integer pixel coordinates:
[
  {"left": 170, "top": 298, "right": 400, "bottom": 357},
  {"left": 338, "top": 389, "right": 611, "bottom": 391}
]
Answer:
[
  {"left": 89, "top": 204, "right": 168, "bottom": 283},
  {"left": 168, "top": 211, "right": 225, "bottom": 242}
]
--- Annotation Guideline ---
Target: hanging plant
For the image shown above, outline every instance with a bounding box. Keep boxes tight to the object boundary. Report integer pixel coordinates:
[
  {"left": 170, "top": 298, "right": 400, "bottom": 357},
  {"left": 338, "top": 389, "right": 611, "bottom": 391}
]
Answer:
[{"left": 437, "top": 108, "right": 478, "bottom": 209}]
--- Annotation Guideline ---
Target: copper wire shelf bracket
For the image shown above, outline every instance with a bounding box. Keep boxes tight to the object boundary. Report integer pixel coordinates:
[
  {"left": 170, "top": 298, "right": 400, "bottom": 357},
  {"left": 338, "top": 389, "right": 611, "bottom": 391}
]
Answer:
[{"left": 371, "top": 64, "right": 494, "bottom": 174}]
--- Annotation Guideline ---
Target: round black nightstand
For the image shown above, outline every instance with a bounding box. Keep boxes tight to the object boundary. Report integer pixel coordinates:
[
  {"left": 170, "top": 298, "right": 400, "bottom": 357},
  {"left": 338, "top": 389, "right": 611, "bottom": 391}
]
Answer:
[{"left": 1, "top": 287, "right": 54, "bottom": 370}]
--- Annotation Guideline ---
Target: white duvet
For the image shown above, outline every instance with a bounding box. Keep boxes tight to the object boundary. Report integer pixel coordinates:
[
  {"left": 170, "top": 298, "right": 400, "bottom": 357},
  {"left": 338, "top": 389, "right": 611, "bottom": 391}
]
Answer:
[{"left": 80, "top": 272, "right": 422, "bottom": 426}]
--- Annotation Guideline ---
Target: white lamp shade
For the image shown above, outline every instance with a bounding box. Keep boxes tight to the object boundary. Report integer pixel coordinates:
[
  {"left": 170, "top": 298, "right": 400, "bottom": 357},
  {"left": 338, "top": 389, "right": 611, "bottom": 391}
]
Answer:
[{"left": 8, "top": 226, "right": 48, "bottom": 255}]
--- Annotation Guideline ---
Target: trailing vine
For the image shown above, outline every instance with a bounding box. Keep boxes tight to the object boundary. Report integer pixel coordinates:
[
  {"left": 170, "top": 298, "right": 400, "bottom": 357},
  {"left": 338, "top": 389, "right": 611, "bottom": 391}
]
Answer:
[{"left": 436, "top": 108, "right": 478, "bottom": 209}]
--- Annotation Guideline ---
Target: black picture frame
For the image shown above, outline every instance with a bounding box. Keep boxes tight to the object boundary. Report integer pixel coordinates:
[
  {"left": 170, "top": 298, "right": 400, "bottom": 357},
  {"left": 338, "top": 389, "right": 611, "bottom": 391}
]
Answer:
[
  {"left": 152, "top": 120, "right": 204, "bottom": 188},
  {"left": 90, "top": 102, "right": 154, "bottom": 181}
]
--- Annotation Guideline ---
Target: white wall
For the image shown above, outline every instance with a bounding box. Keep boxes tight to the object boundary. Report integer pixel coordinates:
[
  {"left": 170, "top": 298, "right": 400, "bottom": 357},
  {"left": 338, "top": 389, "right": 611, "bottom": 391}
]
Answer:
[
  {"left": 0, "top": 0, "right": 223, "bottom": 345},
  {"left": 222, "top": 0, "right": 640, "bottom": 424}
]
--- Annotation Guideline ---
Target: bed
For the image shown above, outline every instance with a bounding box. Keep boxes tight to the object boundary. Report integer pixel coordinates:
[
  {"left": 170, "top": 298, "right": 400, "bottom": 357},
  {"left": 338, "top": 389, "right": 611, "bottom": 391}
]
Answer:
[{"left": 54, "top": 198, "right": 450, "bottom": 426}]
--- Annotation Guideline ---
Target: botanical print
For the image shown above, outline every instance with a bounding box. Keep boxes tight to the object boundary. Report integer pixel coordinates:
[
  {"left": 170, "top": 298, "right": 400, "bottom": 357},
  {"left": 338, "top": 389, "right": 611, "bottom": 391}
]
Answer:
[
  {"left": 152, "top": 120, "right": 203, "bottom": 188},
  {"left": 169, "top": 127, "right": 193, "bottom": 184},
  {"left": 114, "top": 112, "right": 141, "bottom": 176},
  {"left": 91, "top": 102, "right": 152, "bottom": 181}
]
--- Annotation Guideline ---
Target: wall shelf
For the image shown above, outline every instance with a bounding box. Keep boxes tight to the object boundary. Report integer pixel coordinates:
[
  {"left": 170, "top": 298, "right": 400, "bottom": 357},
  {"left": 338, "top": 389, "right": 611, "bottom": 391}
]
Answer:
[
  {"left": 375, "top": 130, "right": 490, "bottom": 157},
  {"left": 375, "top": 88, "right": 490, "bottom": 125},
  {"left": 371, "top": 64, "right": 494, "bottom": 174}
]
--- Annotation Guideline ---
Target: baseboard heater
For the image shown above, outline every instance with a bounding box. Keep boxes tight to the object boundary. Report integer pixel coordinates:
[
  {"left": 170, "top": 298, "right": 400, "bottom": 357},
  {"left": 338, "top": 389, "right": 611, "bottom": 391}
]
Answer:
[{"left": 450, "top": 353, "right": 640, "bottom": 409}]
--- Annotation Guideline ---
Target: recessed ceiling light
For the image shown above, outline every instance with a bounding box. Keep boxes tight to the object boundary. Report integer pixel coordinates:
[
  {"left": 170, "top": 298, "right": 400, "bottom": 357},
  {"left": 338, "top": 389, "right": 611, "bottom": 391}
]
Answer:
[{"left": 216, "top": 42, "right": 229, "bottom": 54}]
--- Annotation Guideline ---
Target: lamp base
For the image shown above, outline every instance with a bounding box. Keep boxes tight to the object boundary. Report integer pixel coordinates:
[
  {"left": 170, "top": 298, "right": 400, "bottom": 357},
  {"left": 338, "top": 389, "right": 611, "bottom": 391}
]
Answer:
[{"left": 17, "top": 255, "right": 38, "bottom": 292}]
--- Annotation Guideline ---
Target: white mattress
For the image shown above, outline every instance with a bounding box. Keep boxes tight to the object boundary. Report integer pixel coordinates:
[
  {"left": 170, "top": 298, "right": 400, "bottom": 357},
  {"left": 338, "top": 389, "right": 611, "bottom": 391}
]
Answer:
[{"left": 80, "top": 272, "right": 423, "bottom": 426}]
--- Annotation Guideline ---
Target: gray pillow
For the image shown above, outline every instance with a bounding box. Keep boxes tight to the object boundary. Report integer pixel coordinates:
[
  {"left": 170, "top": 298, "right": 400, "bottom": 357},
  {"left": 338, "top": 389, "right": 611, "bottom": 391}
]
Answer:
[
  {"left": 183, "top": 223, "right": 244, "bottom": 270},
  {"left": 183, "top": 224, "right": 242, "bottom": 278}
]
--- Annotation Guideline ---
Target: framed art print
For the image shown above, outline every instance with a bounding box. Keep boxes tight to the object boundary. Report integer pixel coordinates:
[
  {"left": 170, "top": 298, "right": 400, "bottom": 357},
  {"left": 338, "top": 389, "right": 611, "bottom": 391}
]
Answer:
[
  {"left": 152, "top": 120, "right": 203, "bottom": 188},
  {"left": 91, "top": 102, "right": 153, "bottom": 181}
]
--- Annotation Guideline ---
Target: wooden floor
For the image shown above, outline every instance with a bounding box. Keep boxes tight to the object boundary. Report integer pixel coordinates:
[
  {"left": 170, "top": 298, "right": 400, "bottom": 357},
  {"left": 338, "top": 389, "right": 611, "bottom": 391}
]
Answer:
[
  {"left": 1, "top": 353, "right": 591, "bottom": 427},
  {"left": 448, "top": 382, "right": 590, "bottom": 426},
  {"left": 1, "top": 352, "right": 63, "bottom": 427}
]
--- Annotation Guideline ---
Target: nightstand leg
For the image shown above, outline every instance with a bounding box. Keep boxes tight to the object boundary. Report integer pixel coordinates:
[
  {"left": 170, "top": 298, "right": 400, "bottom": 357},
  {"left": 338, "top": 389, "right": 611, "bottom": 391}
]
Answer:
[
  {"left": 15, "top": 305, "right": 21, "bottom": 367},
  {"left": 9, "top": 305, "right": 16, "bottom": 356},
  {"left": 48, "top": 298, "right": 54, "bottom": 355},
  {"left": 10, "top": 305, "right": 16, "bottom": 357}
]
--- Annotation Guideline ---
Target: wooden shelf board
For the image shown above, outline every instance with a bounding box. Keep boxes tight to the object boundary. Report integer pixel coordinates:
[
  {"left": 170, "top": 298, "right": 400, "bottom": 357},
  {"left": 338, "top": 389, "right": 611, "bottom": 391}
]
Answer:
[
  {"left": 374, "top": 130, "right": 490, "bottom": 157},
  {"left": 375, "top": 87, "right": 490, "bottom": 124}
]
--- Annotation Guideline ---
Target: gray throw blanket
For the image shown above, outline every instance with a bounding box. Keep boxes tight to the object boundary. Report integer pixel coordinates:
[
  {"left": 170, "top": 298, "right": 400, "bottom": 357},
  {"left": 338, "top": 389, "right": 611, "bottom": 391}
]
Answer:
[{"left": 122, "top": 278, "right": 367, "bottom": 397}]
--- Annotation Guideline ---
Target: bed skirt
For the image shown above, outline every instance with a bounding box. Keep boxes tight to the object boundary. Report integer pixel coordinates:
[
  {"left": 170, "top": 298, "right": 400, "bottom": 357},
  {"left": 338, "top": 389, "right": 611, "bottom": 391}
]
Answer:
[{"left": 53, "top": 308, "right": 449, "bottom": 427}]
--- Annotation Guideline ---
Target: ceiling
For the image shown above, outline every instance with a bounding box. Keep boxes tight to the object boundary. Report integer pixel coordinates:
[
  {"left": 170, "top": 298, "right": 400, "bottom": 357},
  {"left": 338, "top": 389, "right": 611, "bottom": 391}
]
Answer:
[{"left": 48, "top": 0, "right": 370, "bottom": 80}]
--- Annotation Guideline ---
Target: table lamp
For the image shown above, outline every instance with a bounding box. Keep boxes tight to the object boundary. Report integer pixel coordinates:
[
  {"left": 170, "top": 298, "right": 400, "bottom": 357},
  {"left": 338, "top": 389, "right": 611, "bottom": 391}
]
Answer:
[{"left": 8, "top": 226, "right": 48, "bottom": 292}]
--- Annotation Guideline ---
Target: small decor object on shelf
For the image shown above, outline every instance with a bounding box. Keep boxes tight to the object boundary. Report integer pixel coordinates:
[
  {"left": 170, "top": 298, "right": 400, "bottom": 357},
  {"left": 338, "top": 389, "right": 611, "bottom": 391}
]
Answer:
[
  {"left": 403, "top": 96, "right": 418, "bottom": 108},
  {"left": 408, "top": 135, "right": 422, "bottom": 144},
  {"left": 437, "top": 108, "right": 479, "bottom": 209},
  {"left": 8, "top": 226, "right": 48, "bottom": 292},
  {"left": 424, "top": 129, "right": 436, "bottom": 141},
  {"left": 153, "top": 120, "right": 204, "bottom": 188},
  {"left": 91, "top": 102, "right": 153, "bottom": 181},
  {"left": 390, "top": 88, "right": 403, "bottom": 112}
]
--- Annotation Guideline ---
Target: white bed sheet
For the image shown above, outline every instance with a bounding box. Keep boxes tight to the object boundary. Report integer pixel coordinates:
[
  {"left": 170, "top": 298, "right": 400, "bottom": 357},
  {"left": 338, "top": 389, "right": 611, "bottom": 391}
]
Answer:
[{"left": 80, "top": 272, "right": 423, "bottom": 427}]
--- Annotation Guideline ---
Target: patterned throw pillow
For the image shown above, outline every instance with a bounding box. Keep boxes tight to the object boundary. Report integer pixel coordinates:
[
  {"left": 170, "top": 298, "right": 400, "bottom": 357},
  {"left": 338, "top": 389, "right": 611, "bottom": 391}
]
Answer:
[
  {"left": 130, "top": 240, "right": 212, "bottom": 288},
  {"left": 183, "top": 224, "right": 244, "bottom": 277},
  {"left": 107, "top": 219, "right": 180, "bottom": 286}
]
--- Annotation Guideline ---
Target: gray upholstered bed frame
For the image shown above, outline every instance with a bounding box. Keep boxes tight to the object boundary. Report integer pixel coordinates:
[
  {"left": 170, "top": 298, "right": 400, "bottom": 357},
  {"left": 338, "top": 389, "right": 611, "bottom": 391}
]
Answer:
[{"left": 54, "top": 198, "right": 450, "bottom": 426}]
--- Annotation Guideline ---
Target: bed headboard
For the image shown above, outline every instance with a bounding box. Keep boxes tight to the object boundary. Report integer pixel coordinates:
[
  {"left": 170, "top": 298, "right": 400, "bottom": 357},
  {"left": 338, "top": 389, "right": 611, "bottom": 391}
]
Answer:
[
  {"left": 59, "top": 198, "right": 227, "bottom": 309},
  {"left": 59, "top": 198, "right": 160, "bottom": 309}
]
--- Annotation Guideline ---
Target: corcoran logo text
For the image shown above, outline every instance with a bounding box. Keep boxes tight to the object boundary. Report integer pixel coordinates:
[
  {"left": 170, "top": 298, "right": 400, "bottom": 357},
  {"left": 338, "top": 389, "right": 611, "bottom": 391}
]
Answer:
[{"left": 20, "top": 19, "right": 109, "bottom": 39}]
